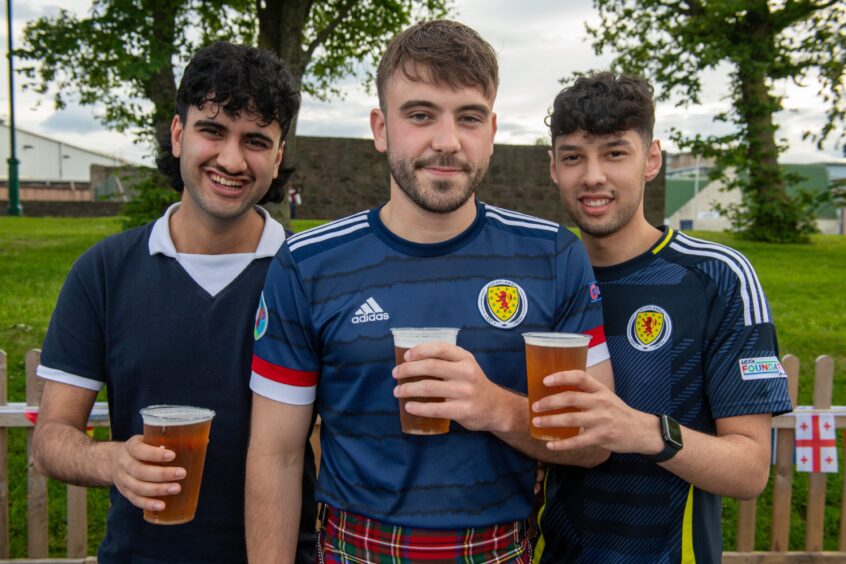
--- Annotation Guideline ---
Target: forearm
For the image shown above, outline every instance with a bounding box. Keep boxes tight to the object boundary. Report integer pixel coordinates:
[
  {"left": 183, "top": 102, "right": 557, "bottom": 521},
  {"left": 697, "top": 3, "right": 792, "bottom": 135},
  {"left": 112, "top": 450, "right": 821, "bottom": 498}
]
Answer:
[
  {"left": 491, "top": 388, "right": 608, "bottom": 467},
  {"left": 658, "top": 424, "right": 770, "bottom": 499},
  {"left": 33, "top": 421, "right": 120, "bottom": 487},
  {"left": 245, "top": 449, "right": 304, "bottom": 561}
]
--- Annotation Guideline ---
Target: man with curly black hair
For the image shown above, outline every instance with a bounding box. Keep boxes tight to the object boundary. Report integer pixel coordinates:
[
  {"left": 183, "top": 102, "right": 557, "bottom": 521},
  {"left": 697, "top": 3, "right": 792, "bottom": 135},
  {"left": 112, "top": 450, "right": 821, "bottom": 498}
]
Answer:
[{"left": 31, "top": 42, "right": 316, "bottom": 563}]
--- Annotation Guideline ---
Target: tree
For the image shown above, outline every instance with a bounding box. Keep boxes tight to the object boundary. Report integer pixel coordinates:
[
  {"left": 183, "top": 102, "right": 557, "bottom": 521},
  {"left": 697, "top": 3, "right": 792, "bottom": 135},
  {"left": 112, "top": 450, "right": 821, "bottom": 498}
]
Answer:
[
  {"left": 586, "top": 0, "right": 845, "bottom": 242},
  {"left": 17, "top": 0, "right": 451, "bottom": 225}
]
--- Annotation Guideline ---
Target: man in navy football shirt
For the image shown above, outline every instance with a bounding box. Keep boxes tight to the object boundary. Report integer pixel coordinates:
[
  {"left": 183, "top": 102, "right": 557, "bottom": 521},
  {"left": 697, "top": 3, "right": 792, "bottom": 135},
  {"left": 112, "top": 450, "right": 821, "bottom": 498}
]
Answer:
[
  {"left": 533, "top": 72, "right": 793, "bottom": 563},
  {"left": 246, "top": 20, "right": 613, "bottom": 563},
  {"left": 32, "top": 43, "right": 316, "bottom": 563}
]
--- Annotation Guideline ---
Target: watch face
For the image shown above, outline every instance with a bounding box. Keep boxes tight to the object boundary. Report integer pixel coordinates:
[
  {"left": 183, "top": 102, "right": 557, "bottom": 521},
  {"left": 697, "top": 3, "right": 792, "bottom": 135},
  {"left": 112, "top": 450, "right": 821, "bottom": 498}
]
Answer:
[{"left": 665, "top": 416, "right": 683, "bottom": 449}]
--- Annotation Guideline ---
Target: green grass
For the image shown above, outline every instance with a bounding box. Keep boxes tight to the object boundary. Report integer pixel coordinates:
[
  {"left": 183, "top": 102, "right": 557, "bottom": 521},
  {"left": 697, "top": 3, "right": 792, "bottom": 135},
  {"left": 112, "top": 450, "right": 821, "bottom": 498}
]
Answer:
[{"left": 0, "top": 218, "right": 844, "bottom": 556}]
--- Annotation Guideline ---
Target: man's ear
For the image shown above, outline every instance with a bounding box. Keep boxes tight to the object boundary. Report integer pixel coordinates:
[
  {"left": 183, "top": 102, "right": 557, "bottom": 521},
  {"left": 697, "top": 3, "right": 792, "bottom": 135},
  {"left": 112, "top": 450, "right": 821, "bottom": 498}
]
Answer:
[
  {"left": 489, "top": 112, "right": 498, "bottom": 156},
  {"left": 548, "top": 148, "right": 559, "bottom": 186},
  {"left": 170, "top": 115, "right": 184, "bottom": 158},
  {"left": 644, "top": 139, "right": 663, "bottom": 182},
  {"left": 272, "top": 140, "right": 285, "bottom": 179},
  {"left": 370, "top": 108, "right": 388, "bottom": 153}
]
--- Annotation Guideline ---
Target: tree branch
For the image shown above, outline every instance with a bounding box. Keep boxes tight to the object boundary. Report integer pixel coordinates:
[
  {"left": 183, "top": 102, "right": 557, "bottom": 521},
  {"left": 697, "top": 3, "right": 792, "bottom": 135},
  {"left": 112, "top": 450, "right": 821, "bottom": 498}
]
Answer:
[{"left": 304, "top": 0, "right": 358, "bottom": 60}]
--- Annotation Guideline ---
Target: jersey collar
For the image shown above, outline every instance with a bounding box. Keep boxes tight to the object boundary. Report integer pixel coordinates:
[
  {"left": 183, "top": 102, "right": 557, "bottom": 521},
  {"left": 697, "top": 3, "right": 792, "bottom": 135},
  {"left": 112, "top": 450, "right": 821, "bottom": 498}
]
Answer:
[
  {"left": 592, "top": 226, "right": 675, "bottom": 281},
  {"left": 148, "top": 203, "right": 286, "bottom": 258},
  {"left": 368, "top": 200, "right": 486, "bottom": 257}
]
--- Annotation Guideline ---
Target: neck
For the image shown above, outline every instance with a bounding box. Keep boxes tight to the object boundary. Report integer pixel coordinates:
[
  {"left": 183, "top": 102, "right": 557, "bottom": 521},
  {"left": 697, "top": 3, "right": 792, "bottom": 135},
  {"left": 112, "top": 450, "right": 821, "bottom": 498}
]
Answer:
[
  {"left": 582, "top": 217, "right": 663, "bottom": 267},
  {"left": 169, "top": 205, "right": 265, "bottom": 254},
  {"left": 380, "top": 185, "right": 477, "bottom": 244}
]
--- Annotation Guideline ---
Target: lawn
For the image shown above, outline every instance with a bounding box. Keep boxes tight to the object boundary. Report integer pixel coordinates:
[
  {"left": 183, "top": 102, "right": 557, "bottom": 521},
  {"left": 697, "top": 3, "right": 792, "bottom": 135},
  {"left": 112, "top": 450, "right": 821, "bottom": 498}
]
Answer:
[{"left": 0, "top": 217, "right": 844, "bottom": 556}]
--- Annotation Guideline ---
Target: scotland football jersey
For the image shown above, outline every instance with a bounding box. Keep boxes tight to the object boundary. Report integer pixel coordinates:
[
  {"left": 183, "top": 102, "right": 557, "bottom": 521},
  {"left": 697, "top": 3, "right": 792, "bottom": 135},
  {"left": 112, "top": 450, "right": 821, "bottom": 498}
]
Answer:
[
  {"left": 252, "top": 202, "right": 609, "bottom": 528},
  {"left": 536, "top": 228, "right": 793, "bottom": 564}
]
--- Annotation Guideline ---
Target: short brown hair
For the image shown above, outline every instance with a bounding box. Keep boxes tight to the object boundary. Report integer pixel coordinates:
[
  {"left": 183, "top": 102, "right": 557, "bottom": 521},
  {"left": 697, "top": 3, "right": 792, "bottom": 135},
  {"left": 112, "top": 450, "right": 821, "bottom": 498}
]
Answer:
[{"left": 376, "top": 19, "right": 499, "bottom": 109}]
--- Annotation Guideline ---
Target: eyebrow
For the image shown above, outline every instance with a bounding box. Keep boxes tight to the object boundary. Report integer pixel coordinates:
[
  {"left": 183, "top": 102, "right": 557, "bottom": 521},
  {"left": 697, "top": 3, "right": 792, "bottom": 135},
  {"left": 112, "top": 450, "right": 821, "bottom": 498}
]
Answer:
[
  {"left": 556, "top": 138, "right": 632, "bottom": 153},
  {"left": 398, "top": 100, "right": 491, "bottom": 117},
  {"left": 193, "top": 119, "right": 275, "bottom": 146}
]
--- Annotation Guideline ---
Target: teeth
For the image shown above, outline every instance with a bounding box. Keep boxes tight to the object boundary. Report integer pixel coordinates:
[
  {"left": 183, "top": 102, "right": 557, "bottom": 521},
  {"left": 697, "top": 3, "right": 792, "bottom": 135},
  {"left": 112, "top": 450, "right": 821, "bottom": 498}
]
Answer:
[
  {"left": 211, "top": 174, "right": 242, "bottom": 188},
  {"left": 584, "top": 199, "right": 610, "bottom": 207}
]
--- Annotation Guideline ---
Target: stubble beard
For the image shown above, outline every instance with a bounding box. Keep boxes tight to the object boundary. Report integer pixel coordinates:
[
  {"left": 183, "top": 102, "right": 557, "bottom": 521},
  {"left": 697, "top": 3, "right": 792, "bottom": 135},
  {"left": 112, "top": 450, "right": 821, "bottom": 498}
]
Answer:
[
  {"left": 564, "top": 187, "right": 643, "bottom": 238},
  {"left": 388, "top": 152, "right": 487, "bottom": 214}
]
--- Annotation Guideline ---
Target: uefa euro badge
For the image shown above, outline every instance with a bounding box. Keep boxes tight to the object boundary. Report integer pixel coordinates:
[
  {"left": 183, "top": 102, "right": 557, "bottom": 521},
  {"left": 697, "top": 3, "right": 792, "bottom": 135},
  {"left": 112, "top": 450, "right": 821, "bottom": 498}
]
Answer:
[
  {"left": 478, "top": 279, "right": 528, "bottom": 329},
  {"left": 627, "top": 305, "right": 672, "bottom": 352},
  {"left": 254, "top": 292, "right": 268, "bottom": 340}
]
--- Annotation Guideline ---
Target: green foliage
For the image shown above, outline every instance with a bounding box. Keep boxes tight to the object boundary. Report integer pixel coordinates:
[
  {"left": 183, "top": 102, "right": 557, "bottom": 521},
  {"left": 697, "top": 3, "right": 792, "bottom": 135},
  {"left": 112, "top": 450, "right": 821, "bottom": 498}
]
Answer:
[
  {"left": 17, "top": 0, "right": 255, "bottom": 141},
  {"left": 587, "top": 0, "right": 846, "bottom": 243},
  {"left": 294, "top": 0, "right": 453, "bottom": 100},
  {"left": 120, "top": 171, "right": 180, "bottom": 230}
]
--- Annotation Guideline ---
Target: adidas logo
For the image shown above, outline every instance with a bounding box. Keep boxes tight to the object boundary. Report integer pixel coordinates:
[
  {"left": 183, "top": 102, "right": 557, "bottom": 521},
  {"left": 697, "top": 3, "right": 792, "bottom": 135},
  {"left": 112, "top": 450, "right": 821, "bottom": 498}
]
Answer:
[{"left": 351, "top": 297, "right": 391, "bottom": 324}]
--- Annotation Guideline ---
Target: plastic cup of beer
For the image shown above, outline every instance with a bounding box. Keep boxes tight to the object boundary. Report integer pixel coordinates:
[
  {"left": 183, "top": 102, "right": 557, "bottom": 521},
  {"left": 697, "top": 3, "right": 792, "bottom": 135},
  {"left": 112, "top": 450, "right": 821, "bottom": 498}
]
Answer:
[
  {"left": 391, "top": 327, "right": 459, "bottom": 435},
  {"left": 140, "top": 405, "right": 215, "bottom": 525},
  {"left": 523, "top": 332, "right": 592, "bottom": 440}
]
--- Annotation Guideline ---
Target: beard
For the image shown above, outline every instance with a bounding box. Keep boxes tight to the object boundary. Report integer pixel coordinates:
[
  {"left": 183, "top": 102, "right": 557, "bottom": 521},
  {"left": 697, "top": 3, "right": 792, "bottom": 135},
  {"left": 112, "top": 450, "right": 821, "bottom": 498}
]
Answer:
[
  {"left": 563, "top": 188, "right": 643, "bottom": 238},
  {"left": 388, "top": 152, "right": 487, "bottom": 214}
]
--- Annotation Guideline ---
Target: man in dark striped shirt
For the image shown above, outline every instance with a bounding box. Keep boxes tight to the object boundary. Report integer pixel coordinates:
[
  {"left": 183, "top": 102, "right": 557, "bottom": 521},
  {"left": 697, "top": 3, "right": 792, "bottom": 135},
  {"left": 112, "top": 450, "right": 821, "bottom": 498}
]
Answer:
[{"left": 533, "top": 72, "right": 793, "bottom": 563}]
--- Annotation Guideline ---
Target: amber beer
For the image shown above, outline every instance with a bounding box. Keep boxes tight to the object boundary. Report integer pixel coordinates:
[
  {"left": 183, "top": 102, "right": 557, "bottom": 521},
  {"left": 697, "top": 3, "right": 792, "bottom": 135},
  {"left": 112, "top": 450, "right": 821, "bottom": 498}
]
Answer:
[
  {"left": 523, "top": 333, "right": 591, "bottom": 440},
  {"left": 140, "top": 405, "right": 215, "bottom": 525},
  {"left": 391, "top": 328, "right": 459, "bottom": 435}
]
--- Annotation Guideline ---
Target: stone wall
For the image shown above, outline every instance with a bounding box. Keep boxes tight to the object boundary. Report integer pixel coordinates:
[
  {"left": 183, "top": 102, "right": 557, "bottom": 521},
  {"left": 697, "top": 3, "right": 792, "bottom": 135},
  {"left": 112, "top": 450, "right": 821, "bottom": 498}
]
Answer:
[{"left": 294, "top": 136, "right": 665, "bottom": 228}]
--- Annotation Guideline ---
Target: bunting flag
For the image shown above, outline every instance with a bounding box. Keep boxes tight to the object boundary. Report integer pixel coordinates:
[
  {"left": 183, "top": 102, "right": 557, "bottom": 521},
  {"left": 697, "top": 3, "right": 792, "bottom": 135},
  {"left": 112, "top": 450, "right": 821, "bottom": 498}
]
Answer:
[
  {"left": 24, "top": 411, "right": 37, "bottom": 425},
  {"left": 795, "top": 413, "right": 838, "bottom": 473}
]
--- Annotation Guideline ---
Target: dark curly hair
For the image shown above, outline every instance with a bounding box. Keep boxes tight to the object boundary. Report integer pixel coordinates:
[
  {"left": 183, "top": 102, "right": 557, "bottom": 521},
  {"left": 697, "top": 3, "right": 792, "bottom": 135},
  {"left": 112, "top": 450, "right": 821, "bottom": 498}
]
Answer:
[
  {"left": 547, "top": 72, "right": 655, "bottom": 145},
  {"left": 156, "top": 41, "right": 301, "bottom": 204}
]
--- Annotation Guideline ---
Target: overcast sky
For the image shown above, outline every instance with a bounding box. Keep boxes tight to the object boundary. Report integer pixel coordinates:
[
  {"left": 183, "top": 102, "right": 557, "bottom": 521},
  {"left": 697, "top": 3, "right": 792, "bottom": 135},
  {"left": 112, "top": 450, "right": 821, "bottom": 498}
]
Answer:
[{"left": 2, "top": 0, "right": 843, "bottom": 166}]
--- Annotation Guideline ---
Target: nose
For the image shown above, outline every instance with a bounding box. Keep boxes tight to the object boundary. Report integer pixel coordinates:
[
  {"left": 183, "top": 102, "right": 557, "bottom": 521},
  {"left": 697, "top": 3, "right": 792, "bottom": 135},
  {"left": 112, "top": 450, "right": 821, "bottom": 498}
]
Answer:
[
  {"left": 582, "top": 156, "right": 606, "bottom": 187},
  {"left": 217, "top": 138, "right": 248, "bottom": 175},
  {"left": 431, "top": 119, "right": 461, "bottom": 153}
]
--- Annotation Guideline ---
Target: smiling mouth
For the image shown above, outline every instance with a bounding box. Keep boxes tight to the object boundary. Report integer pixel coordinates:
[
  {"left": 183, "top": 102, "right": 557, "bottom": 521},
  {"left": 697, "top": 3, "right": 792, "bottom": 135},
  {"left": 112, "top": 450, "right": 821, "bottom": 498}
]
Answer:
[
  {"left": 209, "top": 172, "right": 244, "bottom": 190},
  {"left": 582, "top": 198, "right": 611, "bottom": 208}
]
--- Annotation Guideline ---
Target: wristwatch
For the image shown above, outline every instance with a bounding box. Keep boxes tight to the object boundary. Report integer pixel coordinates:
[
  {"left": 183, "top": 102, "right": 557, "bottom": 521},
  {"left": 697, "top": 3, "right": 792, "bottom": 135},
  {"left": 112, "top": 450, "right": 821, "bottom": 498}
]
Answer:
[{"left": 644, "top": 414, "right": 683, "bottom": 463}]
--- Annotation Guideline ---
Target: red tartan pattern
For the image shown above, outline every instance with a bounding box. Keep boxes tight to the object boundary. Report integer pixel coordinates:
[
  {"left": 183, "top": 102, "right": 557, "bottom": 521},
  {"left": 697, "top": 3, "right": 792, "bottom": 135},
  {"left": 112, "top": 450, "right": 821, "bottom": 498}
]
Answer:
[{"left": 318, "top": 505, "right": 531, "bottom": 563}]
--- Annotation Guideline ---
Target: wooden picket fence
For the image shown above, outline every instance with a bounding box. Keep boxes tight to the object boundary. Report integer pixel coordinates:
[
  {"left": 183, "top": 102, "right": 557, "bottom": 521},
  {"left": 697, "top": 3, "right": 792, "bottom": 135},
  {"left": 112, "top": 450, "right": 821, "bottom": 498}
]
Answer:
[{"left": 0, "top": 348, "right": 842, "bottom": 563}]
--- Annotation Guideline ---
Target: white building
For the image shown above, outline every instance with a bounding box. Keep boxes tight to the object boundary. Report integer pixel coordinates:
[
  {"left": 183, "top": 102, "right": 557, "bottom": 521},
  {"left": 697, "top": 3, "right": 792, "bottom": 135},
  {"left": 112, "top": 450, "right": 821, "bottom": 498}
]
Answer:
[{"left": 0, "top": 123, "right": 131, "bottom": 183}]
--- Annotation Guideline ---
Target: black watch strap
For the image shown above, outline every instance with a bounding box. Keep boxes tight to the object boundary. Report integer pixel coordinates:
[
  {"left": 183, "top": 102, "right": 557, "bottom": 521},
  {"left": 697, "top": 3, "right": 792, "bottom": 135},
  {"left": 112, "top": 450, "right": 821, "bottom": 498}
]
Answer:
[{"left": 644, "top": 414, "right": 683, "bottom": 463}]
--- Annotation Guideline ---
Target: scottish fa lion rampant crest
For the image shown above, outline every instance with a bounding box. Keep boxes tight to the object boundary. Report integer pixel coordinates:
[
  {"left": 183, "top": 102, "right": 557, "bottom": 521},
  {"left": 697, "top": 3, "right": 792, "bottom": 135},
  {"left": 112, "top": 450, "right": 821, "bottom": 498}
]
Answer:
[
  {"left": 627, "top": 305, "right": 672, "bottom": 352},
  {"left": 478, "top": 279, "right": 528, "bottom": 329}
]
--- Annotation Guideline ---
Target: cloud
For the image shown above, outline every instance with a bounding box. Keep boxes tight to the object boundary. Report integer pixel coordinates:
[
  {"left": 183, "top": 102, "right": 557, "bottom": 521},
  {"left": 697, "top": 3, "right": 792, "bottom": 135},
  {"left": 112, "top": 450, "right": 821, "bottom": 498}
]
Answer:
[{"left": 40, "top": 104, "right": 105, "bottom": 134}]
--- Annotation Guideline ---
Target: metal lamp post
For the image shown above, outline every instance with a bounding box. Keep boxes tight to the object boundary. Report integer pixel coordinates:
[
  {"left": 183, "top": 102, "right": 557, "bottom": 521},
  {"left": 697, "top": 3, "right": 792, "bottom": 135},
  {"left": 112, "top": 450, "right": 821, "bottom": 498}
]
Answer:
[{"left": 6, "top": 0, "right": 21, "bottom": 215}]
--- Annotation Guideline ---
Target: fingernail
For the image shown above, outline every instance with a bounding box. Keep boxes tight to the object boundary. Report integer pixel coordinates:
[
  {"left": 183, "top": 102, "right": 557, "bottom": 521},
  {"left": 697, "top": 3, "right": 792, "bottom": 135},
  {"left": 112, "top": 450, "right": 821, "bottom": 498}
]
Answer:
[
  {"left": 532, "top": 417, "right": 540, "bottom": 426},
  {"left": 391, "top": 367, "right": 398, "bottom": 378},
  {"left": 162, "top": 451, "right": 175, "bottom": 461},
  {"left": 167, "top": 485, "right": 180, "bottom": 494},
  {"left": 155, "top": 502, "right": 165, "bottom": 510},
  {"left": 174, "top": 469, "right": 186, "bottom": 479},
  {"left": 532, "top": 402, "right": 540, "bottom": 411}
]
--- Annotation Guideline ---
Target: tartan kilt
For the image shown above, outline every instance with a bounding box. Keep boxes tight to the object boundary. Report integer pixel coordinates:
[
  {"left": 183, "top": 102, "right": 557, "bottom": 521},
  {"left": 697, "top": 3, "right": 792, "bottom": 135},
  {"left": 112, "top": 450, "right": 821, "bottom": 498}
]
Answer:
[{"left": 316, "top": 505, "right": 531, "bottom": 564}]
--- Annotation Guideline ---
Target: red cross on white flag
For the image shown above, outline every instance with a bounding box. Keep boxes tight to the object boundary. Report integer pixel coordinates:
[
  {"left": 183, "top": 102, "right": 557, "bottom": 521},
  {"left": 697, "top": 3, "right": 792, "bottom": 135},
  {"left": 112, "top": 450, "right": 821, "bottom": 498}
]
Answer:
[{"left": 795, "top": 413, "right": 838, "bottom": 473}]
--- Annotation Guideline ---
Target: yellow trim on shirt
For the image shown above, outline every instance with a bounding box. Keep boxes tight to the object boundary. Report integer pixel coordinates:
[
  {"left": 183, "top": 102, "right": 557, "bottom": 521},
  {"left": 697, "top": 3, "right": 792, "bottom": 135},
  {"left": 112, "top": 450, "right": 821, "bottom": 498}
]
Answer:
[
  {"left": 652, "top": 228, "right": 674, "bottom": 255},
  {"left": 532, "top": 471, "right": 550, "bottom": 564},
  {"left": 682, "top": 483, "right": 696, "bottom": 564}
]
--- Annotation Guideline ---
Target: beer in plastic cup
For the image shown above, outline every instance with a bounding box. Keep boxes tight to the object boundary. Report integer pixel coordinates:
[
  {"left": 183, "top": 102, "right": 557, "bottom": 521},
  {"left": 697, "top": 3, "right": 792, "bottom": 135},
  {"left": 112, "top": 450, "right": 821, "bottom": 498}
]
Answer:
[
  {"left": 523, "top": 332, "right": 592, "bottom": 440},
  {"left": 140, "top": 405, "right": 215, "bottom": 525},
  {"left": 391, "top": 327, "right": 459, "bottom": 435}
]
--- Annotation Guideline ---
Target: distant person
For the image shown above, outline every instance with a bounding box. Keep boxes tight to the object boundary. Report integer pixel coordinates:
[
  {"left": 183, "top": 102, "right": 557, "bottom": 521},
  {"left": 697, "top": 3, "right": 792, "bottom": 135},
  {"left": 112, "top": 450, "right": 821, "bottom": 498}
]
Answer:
[
  {"left": 245, "top": 20, "right": 612, "bottom": 563},
  {"left": 31, "top": 42, "right": 316, "bottom": 563},
  {"left": 532, "top": 71, "right": 793, "bottom": 563},
  {"left": 289, "top": 185, "right": 302, "bottom": 218}
]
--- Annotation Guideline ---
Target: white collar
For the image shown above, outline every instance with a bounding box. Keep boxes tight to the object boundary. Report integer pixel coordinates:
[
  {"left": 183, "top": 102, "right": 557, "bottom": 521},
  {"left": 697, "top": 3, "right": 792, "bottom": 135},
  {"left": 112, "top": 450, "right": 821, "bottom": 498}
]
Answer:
[{"left": 148, "top": 203, "right": 286, "bottom": 258}]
